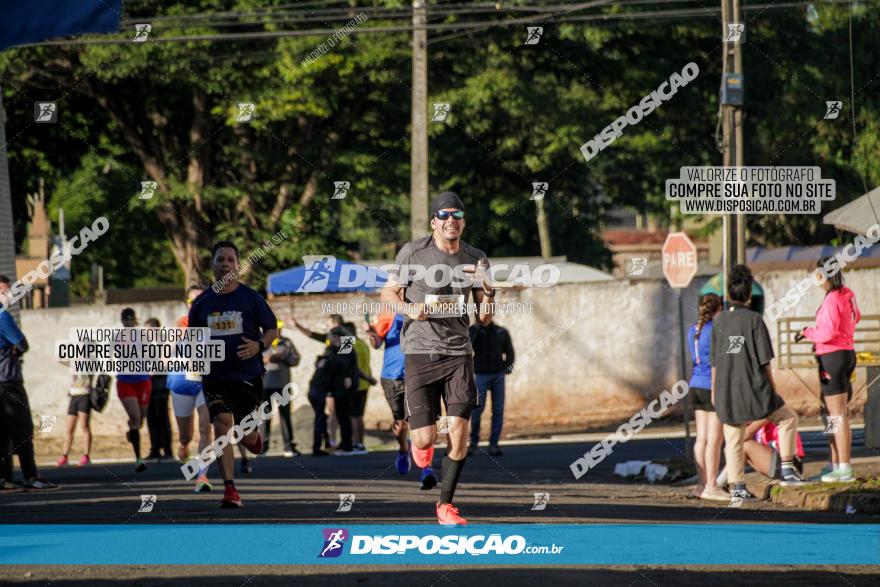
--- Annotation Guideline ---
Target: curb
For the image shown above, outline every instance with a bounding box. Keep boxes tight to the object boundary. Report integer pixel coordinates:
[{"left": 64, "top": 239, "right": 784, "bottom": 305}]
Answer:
[{"left": 764, "top": 479, "right": 880, "bottom": 514}]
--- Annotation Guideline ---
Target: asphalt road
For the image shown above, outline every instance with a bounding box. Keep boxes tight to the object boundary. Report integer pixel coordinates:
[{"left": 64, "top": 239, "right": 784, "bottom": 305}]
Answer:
[
  {"left": 3, "top": 436, "right": 875, "bottom": 525},
  {"left": 2, "top": 437, "right": 878, "bottom": 585}
]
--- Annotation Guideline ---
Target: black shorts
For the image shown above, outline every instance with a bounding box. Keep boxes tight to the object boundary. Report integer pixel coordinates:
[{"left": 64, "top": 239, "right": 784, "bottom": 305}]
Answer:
[
  {"left": 382, "top": 378, "right": 406, "bottom": 421},
  {"left": 404, "top": 354, "right": 477, "bottom": 430},
  {"left": 202, "top": 376, "right": 263, "bottom": 423},
  {"left": 350, "top": 389, "right": 368, "bottom": 418},
  {"left": 817, "top": 349, "right": 856, "bottom": 398},
  {"left": 68, "top": 395, "right": 91, "bottom": 415},
  {"left": 690, "top": 387, "right": 714, "bottom": 412}
]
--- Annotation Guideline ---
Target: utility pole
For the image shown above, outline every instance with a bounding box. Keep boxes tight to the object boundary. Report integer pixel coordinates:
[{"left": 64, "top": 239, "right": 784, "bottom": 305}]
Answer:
[
  {"left": 535, "top": 197, "right": 552, "bottom": 258},
  {"left": 410, "top": 0, "right": 428, "bottom": 240},
  {"left": 720, "top": 0, "right": 745, "bottom": 299},
  {"left": 733, "top": 0, "right": 745, "bottom": 265}
]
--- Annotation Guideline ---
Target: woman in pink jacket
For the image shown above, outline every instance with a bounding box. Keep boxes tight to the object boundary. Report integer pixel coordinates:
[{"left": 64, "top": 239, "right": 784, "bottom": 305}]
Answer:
[{"left": 798, "top": 255, "right": 860, "bottom": 482}]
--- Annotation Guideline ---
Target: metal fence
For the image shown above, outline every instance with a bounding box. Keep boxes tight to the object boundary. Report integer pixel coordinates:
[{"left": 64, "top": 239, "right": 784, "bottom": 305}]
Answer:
[{"left": 777, "top": 314, "right": 880, "bottom": 369}]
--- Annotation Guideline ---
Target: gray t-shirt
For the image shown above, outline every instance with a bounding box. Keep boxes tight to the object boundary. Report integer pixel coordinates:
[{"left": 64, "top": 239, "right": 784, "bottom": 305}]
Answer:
[
  {"left": 262, "top": 337, "right": 299, "bottom": 389},
  {"left": 390, "top": 235, "right": 488, "bottom": 356},
  {"left": 710, "top": 303, "right": 784, "bottom": 425}
]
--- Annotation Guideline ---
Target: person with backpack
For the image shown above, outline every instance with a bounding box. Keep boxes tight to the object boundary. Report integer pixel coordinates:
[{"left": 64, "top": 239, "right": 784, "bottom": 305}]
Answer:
[
  {"left": 261, "top": 320, "right": 301, "bottom": 456},
  {"left": 686, "top": 293, "right": 728, "bottom": 501}
]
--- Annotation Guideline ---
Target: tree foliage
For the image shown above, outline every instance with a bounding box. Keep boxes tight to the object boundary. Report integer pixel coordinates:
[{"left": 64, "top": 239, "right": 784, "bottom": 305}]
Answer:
[{"left": 1, "top": 0, "right": 877, "bottom": 292}]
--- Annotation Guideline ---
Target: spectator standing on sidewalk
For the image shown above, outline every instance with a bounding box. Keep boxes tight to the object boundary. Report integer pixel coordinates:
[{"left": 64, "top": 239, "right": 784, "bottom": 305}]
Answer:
[
  {"left": 711, "top": 264, "right": 806, "bottom": 499},
  {"left": 686, "top": 293, "right": 728, "bottom": 502},
  {"left": 262, "top": 320, "right": 301, "bottom": 456},
  {"left": 0, "top": 275, "right": 58, "bottom": 491},
  {"left": 345, "top": 321, "right": 376, "bottom": 455},
  {"left": 468, "top": 315, "right": 514, "bottom": 456},
  {"left": 144, "top": 317, "right": 173, "bottom": 462}
]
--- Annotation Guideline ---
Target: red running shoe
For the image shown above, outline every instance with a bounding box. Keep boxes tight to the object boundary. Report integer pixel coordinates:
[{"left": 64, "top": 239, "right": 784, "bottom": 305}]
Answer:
[
  {"left": 220, "top": 484, "right": 243, "bottom": 509},
  {"left": 242, "top": 432, "right": 263, "bottom": 456},
  {"left": 436, "top": 502, "right": 467, "bottom": 527},
  {"left": 412, "top": 443, "right": 434, "bottom": 468}
]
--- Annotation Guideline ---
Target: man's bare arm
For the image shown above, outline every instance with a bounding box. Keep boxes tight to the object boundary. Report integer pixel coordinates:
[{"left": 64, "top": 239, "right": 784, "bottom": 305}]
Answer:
[{"left": 474, "top": 288, "right": 494, "bottom": 325}]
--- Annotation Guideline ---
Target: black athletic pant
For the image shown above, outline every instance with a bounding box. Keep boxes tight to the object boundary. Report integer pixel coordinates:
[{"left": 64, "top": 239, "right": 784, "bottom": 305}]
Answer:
[
  {"left": 146, "top": 387, "right": 172, "bottom": 456},
  {"left": 334, "top": 392, "right": 353, "bottom": 452},
  {"left": 0, "top": 381, "right": 38, "bottom": 481},
  {"left": 262, "top": 387, "right": 295, "bottom": 451},
  {"left": 308, "top": 388, "right": 328, "bottom": 452}
]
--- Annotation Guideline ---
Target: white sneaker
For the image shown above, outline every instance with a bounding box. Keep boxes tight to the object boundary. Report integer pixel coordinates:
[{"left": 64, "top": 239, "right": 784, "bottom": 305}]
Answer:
[{"left": 821, "top": 467, "right": 855, "bottom": 483}]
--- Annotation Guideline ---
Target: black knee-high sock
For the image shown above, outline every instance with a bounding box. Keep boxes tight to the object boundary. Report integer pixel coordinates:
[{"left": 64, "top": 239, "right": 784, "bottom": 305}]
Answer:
[
  {"left": 127, "top": 429, "right": 141, "bottom": 459},
  {"left": 440, "top": 454, "right": 466, "bottom": 504}
]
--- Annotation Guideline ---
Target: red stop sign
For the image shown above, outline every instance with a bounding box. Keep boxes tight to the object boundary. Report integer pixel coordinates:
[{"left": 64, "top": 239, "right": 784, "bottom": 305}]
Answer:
[{"left": 662, "top": 232, "right": 697, "bottom": 288}]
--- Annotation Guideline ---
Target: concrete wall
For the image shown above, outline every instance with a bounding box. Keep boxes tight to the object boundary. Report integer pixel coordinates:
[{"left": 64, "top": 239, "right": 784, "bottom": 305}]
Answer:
[{"left": 18, "top": 266, "right": 880, "bottom": 444}]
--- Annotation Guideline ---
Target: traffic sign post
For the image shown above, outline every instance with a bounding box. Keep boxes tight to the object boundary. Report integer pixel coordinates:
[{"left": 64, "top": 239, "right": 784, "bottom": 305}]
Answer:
[
  {"left": 662, "top": 232, "right": 698, "bottom": 459},
  {"left": 662, "top": 232, "right": 698, "bottom": 289}
]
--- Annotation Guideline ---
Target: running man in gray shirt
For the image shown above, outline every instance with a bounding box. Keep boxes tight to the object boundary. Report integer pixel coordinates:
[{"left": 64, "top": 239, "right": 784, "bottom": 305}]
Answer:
[{"left": 381, "top": 191, "right": 495, "bottom": 526}]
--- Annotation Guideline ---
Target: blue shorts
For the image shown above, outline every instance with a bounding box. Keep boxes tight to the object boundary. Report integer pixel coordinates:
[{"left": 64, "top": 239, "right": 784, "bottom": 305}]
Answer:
[{"left": 167, "top": 374, "right": 202, "bottom": 396}]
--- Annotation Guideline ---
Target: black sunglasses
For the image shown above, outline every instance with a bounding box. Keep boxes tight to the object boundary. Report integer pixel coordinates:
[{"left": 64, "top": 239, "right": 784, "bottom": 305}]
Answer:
[{"left": 434, "top": 210, "right": 464, "bottom": 221}]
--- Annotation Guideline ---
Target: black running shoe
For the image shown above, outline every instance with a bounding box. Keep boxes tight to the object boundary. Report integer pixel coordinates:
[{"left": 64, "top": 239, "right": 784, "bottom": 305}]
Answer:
[
  {"left": 23, "top": 477, "right": 60, "bottom": 491},
  {"left": 420, "top": 467, "right": 438, "bottom": 490}
]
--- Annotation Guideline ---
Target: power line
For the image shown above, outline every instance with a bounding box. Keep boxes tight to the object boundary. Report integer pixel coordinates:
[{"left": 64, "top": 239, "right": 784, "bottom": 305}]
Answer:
[{"left": 20, "top": 0, "right": 856, "bottom": 47}]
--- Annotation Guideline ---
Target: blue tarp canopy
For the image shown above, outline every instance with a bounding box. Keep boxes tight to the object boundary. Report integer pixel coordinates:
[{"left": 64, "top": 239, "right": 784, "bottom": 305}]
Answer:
[
  {"left": 0, "top": 1, "right": 121, "bottom": 50},
  {"left": 267, "top": 258, "right": 389, "bottom": 294}
]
